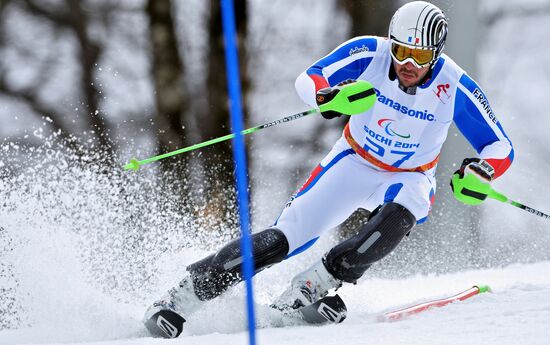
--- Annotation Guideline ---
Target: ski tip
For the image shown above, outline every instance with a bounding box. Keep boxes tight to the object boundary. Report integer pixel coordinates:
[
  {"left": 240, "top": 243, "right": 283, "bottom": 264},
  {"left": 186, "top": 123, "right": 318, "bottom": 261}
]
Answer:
[
  {"left": 376, "top": 314, "right": 391, "bottom": 323},
  {"left": 124, "top": 158, "right": 141, "bottom": 171},
  {"left": 475, "top": 285, "right": 492, "bottom": 294}
]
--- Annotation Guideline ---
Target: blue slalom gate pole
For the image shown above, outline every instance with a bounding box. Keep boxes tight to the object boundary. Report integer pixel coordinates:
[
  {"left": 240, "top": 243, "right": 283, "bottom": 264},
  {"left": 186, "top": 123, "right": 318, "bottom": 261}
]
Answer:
[{"left": 220, "top": 1, "right": 256, "bottom": 345}]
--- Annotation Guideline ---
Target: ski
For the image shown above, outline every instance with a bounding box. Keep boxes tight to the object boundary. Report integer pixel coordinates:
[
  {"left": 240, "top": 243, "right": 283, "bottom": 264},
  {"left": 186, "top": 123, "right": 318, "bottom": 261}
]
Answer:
[
  {"left": 144, "top": 294, "right": 347, "bottom": 339},
  {"left": 379, "top": 285, "right": 491, "bottom": 322}
]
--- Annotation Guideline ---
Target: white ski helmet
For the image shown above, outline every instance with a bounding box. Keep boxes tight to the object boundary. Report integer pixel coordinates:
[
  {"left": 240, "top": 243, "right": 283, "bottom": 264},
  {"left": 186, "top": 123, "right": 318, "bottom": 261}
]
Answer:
[{"left": 389, "top": 1, "right": 448, "bottom": 68}]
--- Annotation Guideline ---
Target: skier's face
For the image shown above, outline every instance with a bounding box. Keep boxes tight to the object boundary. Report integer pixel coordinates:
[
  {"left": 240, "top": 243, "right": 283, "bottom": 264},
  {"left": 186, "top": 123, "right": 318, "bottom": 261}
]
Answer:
[{"left": 393, "top": 61, "right": 430, "bottom": 88}]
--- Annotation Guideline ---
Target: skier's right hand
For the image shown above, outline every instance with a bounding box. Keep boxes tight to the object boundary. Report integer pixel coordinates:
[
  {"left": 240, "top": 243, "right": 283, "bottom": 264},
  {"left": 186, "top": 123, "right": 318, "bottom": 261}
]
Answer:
[{"left": 316, "top": 79, "right": 355, "bottom": 119}]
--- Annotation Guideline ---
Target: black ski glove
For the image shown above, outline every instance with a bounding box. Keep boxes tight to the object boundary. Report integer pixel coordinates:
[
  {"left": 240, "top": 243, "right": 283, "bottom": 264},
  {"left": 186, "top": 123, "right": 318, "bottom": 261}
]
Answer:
[
  {"left": 453, "top": 158, "right": 495, "bottom": 182},
  {"left": 450, "top": 158, "right": 495, "bottom": 205},
  {"left": 316, "top": 79, "right": 355, "bottom": 119}
]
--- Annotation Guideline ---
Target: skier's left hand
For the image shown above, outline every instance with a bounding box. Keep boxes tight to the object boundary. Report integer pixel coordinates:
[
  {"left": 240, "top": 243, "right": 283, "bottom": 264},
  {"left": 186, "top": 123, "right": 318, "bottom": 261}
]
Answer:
[{"left": 450, "top": 158, "right": 495, "bottom": 205}]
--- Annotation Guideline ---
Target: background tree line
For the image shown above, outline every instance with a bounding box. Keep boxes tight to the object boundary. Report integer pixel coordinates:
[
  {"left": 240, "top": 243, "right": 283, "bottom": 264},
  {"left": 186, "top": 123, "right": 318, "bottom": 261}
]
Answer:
[{"left": 0, "top": 0, "right": 397, "bottom": 232}]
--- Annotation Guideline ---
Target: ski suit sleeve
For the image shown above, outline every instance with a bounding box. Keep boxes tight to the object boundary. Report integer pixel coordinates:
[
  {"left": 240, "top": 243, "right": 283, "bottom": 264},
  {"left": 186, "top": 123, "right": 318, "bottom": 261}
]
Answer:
[
  {"left": 295, "top": 36, "right": 379, "bottom": 108},
  {"left": 454, "top": 73, "right": 514, "bottom": 179}
]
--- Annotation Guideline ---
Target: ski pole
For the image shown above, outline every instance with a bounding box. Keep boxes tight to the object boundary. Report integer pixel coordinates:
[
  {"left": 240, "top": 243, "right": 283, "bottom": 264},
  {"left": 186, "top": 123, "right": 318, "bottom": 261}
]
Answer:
[
  {"left": 124, "top": 109, "right": 316, "bottom": 171},
  {"left": 124, "top": 80, "right": 376, "bottom": 171},
  {"left": 488, "top": 187, "right": 550, "bottom": 220}
]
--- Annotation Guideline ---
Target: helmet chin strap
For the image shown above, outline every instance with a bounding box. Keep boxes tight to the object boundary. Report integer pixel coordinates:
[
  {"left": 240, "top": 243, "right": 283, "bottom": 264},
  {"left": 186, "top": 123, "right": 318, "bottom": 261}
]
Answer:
[{"left": 389, "top": 60, "right": 435, "bottom": 95}]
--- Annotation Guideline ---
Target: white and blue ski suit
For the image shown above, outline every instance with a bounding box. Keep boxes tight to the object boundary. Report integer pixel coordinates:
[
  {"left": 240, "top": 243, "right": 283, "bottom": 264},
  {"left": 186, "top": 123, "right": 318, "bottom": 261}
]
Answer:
[{"left": 275, "top": 36, "right": 514, "bottom": 256}]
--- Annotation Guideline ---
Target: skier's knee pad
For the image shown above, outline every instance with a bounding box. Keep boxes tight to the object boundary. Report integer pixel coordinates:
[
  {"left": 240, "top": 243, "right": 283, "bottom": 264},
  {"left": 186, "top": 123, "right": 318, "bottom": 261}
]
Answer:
[
  {"left": 188, "top": 228, "right": 289, "bottom": 300},
  {"left": 324, "top": 202, "right": 416, "bottom": 283}
]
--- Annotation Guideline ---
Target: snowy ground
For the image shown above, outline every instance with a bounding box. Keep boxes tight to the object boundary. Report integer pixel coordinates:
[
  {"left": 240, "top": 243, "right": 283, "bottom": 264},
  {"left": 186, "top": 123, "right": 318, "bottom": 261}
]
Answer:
[{"left": 1, "top": 261, "right": 549, "bottom": 345}]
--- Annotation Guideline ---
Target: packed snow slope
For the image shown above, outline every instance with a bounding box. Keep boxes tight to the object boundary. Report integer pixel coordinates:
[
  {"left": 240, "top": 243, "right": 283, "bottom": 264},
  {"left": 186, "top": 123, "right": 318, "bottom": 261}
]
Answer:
[
  {"left": 1, "top": 132, "right": 546, "bottom": 345},
  {"left": 1, "top": 261, "right": 549, "bottom": 345},
  {"left": 1, "top": 138, "right": 548, "bottom": 345}
]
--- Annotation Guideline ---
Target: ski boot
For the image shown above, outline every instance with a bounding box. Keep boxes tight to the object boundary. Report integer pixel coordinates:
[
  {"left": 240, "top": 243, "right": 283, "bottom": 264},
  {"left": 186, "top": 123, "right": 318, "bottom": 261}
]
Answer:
[
  {"left": 272, "top": 259, "right": 347, "bottom": 323},
  {"left": 274, "top": 259, "right": 342, "bottom": 311},
  {"left": 143, "top": 276, "right": 203, "bottom": 338}
]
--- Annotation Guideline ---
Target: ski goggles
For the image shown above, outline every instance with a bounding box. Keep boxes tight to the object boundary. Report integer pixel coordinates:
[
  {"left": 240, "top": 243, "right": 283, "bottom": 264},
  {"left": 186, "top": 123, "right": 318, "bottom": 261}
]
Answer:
[{"left": 390, "top": 41, "right": 436, "bottom": 68}]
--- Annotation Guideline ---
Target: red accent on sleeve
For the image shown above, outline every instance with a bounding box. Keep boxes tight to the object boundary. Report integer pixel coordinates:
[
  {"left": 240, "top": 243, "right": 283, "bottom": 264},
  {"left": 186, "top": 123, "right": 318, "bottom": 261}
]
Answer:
[
  {"left": 298, "top": 165, "right": 323, "bottom": 193},
  {"left": 485, "top": 157, "right": 512, "bottom": 179},
  {"left": 308, "top": 74, "right": 330, "bottom": 92}
]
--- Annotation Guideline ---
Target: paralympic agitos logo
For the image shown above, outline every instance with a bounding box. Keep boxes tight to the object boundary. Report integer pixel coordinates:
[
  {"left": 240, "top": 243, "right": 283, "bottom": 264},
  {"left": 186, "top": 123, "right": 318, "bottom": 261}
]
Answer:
[
  {"left": 374, "top": 89, "right": 435, "bottom": 122},
  {"left": 377, "top": 119, "right": 411, "bottom": 139}
]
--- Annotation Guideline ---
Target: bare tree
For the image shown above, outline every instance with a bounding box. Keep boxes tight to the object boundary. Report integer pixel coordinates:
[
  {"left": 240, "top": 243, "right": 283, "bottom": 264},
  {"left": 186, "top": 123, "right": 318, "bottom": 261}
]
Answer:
[
  {"left": 146, "top": 0, "right": 189, "bottom": 154},
  {"left": 145, "top": 0, "right": 195, "bottom": 193},
  {"left": 0, "top": 0, "right": 114, "bottom": 158},
  {"left": 24, "top": 0, "right": 111, "bottom": 154},
  {"left": 194, "top": 0, "right": 249, "bottom": 227}
]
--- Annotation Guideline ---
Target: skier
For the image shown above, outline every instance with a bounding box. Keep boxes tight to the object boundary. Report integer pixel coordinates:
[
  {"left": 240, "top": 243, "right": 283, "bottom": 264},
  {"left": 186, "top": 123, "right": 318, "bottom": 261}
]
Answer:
[{"left": 144, "top": 1, "right": 513, "bottom": 337}]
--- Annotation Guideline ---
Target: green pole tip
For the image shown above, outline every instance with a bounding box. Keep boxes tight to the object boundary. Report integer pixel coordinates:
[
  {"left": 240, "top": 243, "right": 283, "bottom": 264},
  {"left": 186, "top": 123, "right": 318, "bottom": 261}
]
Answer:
[
  {"left": 475, "top": 285, "right": 492, "bottom": 294},
  {"left": 124, "top": 158, "right": 141, "bottom": 171}
]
